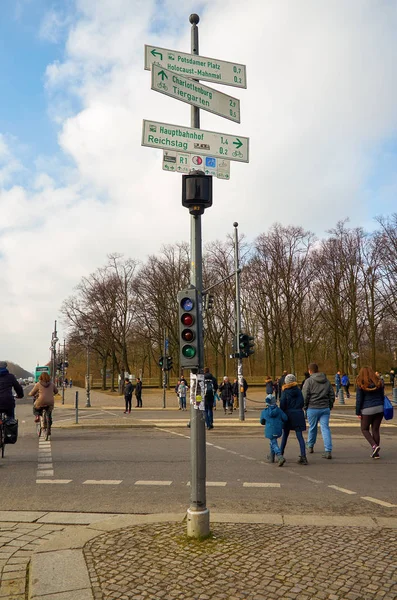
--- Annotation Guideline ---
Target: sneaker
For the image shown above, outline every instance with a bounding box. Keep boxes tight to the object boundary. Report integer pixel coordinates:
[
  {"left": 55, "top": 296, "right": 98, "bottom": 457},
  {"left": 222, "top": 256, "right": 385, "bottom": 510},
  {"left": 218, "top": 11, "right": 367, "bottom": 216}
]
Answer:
[
  {"left": 277, "top": 455, "right": 286, "bottom": 467},
  {"left": 34, "top": 416, "right": 40, "bottom": 423},
  {"left": 266, "top": 453, "right": 275, "bottom": 463},
  {"left": 306, "top": 444, "right": 314, "bottom": 453},
  {"left": 297, "top": 455, "right": 308, "bottom": 465},
  {"left": 322, "top": 452, "right": 332, "bottom": 459},
  {"left": 371, "top": 445, "right": 380, "bottom": 458},
  {"left": 123, "top": 411, "right": 127, "bottom": 414}
]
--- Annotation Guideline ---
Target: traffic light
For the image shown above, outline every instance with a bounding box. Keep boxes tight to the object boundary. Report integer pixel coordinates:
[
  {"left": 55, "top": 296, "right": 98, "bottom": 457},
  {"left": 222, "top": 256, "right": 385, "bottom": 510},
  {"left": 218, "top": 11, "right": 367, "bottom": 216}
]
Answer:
[
  {"left": 166, "top": 356, "right": 173, "bottom": 371},
  {"left": 239, "top": 333, "right": 255, "bottom": 358},
  {"left": 182, "top": 172, "right": 213, "bottom": 215},
  {"left": 158, "top": 356, "right": 164, "bottom": 368},
  {"left": 178, "top": 287, "right": 201, "bottom": 369},
  {"left": 203, "top": 293, "right": 214, "bottom": 311}
]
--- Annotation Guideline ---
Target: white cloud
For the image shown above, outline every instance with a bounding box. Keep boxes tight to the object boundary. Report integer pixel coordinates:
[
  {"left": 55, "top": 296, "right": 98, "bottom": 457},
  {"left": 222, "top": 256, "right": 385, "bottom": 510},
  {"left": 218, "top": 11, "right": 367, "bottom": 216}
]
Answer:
[{"left": 1, "top": 0, "right": 397, "bottom": 368}]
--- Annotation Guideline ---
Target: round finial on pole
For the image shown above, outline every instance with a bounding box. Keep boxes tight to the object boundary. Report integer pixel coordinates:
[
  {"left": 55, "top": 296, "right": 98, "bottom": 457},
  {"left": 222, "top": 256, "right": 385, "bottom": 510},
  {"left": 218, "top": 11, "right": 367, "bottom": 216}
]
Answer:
[
  {"left": 189, "top": 14, "right": 200, "bottom": 25},
  {"left": 233, "top": 222, "right": 239, "bottom": 228}
]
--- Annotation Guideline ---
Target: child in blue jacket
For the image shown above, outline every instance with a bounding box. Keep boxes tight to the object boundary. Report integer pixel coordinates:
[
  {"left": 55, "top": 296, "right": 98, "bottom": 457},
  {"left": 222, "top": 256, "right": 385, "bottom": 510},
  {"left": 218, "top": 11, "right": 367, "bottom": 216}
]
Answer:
[{"left": 260, "top": 394, "right": 288, "bottom": 466}]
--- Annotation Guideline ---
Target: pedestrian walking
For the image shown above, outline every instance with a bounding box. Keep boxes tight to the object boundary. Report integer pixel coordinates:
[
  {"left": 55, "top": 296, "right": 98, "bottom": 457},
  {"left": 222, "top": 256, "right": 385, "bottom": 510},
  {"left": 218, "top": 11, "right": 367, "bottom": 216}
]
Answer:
[
  {"left": 69, "top": 379, "right": 73, "bottom": 388},
  {"left": 355, "top": 367, "right": 385, "bottom": 459},
  {"left": 278, "top": 371, "right": 288, "bottom": 398},
  {"left": 265, "top": 376, "right": 273, "bottom": 395},
  {"left": 335, "top": 371, "right": 341, "bottom": 395},
  {"left": 177, "top": 379, "right": 187, "bottom": 411},
  {"left": 203, "top": 367, "right": 218, "bottom": 430},
  {"left": 341, "top": 373, "right": 350, "bottom": 398},
  {"left": 300, "top": 372, "right": 310, "bottom": 390},
  {"left": 219, "top": 376, "right": 233, "bottom": 414},
  {"left": 273, "top": 378, "right": 280, "bottom": 401},
  {"left": 260, "top": 394, "right": 288, "bottom": 466},
  {"left": 124, "top": 378, "right": 134, "bottom": 413},
  {"left": 302, "top": 363, "right": 335, "bottom": 459},
  {"left": 135, "top": 378, "right": 143, "bottom": 407},
  {"left": 232, "top": 378, "right": 238, "bottom": 409},
  {"left": 279, "top": 374, "right": 308, "bottom": 464}
]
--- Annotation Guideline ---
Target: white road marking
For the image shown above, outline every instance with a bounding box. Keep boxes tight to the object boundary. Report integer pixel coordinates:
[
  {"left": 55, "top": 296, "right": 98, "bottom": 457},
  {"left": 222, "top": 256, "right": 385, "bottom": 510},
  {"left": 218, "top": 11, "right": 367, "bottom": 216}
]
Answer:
[
  {"left": 213, "top": 446, "right": 224, "bottom": 450},
  {"left": 36, "top": 470, "right": 54, "bottom": 477},
  {"left": 206, "top": 481, "right": 227, "bottom": 487},
  {"left": 135, "top": 480, "right": 172, "bottom": 486},
  {"left": 37, "top": 464, "right": 53, "bottom": 470},
  {"left": 37, "top": 457, "right": 52, "bottom": 463},
  {"left": 36, "top": 480, "right": 72, "bottom": 484},
  {"left": 83, "top": 480, "right": 122, "bottom": 485},
  {"left": 329, "top": 485, "right": 357, "bottom": 495},
  {"left": 361, "top": 496, "right": 397, "bottom": 508},
  {"left": 243, "top": 482, "right": 281, "bottom": 488}
]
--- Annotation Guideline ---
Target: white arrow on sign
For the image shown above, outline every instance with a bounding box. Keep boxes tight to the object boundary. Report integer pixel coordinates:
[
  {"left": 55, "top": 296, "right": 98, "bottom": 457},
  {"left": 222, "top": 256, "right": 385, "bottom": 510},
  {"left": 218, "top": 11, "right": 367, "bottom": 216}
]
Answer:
[
  {"left": 151, "top": 65, "right": 240, "bottom": 124},
  {"left": 162, "top": 151, "right": 231, "bottom": 180},
  {"left": 145, "top": 44, "right": 247, "bottom": 89},
  {"left": 142, "top": 120, "right": 249, "bottom": 163}
]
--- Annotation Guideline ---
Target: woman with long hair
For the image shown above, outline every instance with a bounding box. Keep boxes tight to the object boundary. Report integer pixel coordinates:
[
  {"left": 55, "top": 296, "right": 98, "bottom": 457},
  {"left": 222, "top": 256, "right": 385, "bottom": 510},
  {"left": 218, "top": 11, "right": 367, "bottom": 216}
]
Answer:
[{"left": 355, "top": 367, "right": 384, "bottom": 459}]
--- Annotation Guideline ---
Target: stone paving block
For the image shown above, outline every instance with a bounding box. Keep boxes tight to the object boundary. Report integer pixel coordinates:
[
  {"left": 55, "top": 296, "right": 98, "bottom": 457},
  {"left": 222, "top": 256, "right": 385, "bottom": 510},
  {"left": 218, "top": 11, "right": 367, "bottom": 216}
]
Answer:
[
  {"left": 0, "top": 511, "right": 45, "bottom": 522},
  {"left": 31, "top": 590, "right": 94, "bottom": 600},
  {"left": 87, "top": 512, "right": 185, "bottom": 531},
  {"left": 0, "top": 576, "right": 26, "bottom": 597},
  {"left": 30, "top": 549, "right": 91, "bottom": 597},
  {"left": 34, "top": 526, "right": 101, "bottom": 552},
  {"left": 36, "top": 512, "right": 119, "bottom": 525}
]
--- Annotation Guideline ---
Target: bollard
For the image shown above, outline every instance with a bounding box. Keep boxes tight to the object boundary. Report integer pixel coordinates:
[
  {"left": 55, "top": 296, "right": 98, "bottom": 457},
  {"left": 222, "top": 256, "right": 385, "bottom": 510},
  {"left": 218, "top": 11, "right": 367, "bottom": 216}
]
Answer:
[
  {"left": 392, "top": 387, "right": 397, "bottom": 405},
  {"left": 75, "top": 391, "right": 79, "bottom": 424},
  {"left": 338, "top": 388, "right": 345, "bottom": 405}
]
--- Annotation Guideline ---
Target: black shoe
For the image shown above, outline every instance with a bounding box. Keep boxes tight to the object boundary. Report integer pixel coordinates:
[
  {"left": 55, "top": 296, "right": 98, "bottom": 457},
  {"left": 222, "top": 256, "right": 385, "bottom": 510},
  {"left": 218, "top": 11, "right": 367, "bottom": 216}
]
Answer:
[
  {"left": 306, "top": 444, "right": 314, "bottom": 454},
  {"left": 266, "top": 453, "right": 275, "bottom": 463},
  {"left": 322, "top": 452, "right": 332, "bottom": 459},
  {"left": 297, "top": 455, "right": 308, "bottom": 465}
]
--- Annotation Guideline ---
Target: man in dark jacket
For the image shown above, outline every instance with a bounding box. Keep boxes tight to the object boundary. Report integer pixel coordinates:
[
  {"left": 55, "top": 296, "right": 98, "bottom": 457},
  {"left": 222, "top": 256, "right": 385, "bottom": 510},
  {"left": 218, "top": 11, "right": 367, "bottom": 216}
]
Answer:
[
  {"left": 124, "top": 378, "right": 134, "bottom": 413},
  {"left": 302, "top": 363, "right": 335, "bottom": 459},
  {"left": 278, "top": 371, "right": 288, "bottom": 397},
  {"left": 204, "top": 367, "right": 218, "bottom": 430},
  {"left": 0, "top": 361, "right": 24, "bottom": 419},
  {"left": 135, "top": 378, "right": 143, "bottom": 407}
]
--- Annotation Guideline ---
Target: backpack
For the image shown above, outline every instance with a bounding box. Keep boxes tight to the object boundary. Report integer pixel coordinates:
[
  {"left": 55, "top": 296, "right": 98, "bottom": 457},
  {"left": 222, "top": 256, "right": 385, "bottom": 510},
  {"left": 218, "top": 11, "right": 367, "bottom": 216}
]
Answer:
[
  {"left": 204, "top": 378, "right": 214, "bottom": 401},
  {"left": 4, "top": 418, "right": 18, "bottom": 444}
]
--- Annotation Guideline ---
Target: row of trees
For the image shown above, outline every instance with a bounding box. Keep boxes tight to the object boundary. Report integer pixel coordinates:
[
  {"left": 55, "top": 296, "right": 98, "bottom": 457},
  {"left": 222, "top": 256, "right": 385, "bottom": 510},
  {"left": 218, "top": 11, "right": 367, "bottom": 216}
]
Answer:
[{"left": 61, "top": 216, "right": 397, "bottom": 387}]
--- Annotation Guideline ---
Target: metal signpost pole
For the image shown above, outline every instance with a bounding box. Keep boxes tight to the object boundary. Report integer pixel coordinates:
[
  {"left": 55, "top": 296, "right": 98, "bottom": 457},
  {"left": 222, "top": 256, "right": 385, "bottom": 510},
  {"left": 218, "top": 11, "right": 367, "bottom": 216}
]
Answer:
[
  {"left": 62, "top": 339, "right": 66, "bottom": 405},
  {"left": 233, "top": 223, "right": 245, "bottom": 422},
  {"left": 86, "top": 344, "right": 91, "bottom": 407},
  {"left": 163, "top": 328, "right": 167, "bottom": 409},
  {"left": 187, "top": 13, "right": 209, "bottom": 539}
]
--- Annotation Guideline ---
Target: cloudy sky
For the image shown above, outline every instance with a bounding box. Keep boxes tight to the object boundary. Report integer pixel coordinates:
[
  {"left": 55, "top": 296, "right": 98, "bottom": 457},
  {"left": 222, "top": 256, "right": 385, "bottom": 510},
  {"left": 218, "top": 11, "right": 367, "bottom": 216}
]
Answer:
[{"left": 1, "top": 0, "right": 397, "bottom": 371}]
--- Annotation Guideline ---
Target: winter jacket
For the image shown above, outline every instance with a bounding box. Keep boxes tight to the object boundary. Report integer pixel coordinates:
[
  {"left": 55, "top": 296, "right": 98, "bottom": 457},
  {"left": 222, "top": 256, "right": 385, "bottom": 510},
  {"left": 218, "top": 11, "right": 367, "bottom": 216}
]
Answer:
[
  {"left": 178, "top": 382, "right": 187, "bottom": 397},
  {"left": 231, "top": 379, "right": 248, "bottom": 397},
  {"left": 341, "top": 375, "right": 349, "bottom": 386},
  {"left": 135, "top": 380, "right": 142, "bottom": 396},
  {"left": 219, "top": 381, "right": 233, "bottom": 401},
  {"left": 278, "top": 374, "right": 287, "bottom": 396},
  {"left": 280, "top": 383, "right": 306, "bottom": 431},
  {"left": 265, "top": 378, "right": 273, "bottom": 395},
  {"left": 355, "top": 384, "right": 384, "bottom": 416},
  {"left": 0, "top": 369, "right": 24, "bottom": 412},
  {"left": 335, "top": 373, "right": 341, "bottom": 386},
  {"left": 260, "top": 404, "right": 287, "bottom": 439},
  {"left": 124, "top": 382, "right": 134, "bottom": 399},
  {"left": 29, "top": 381, "right": 58, "bottom": 409},
  {"left": 302, "top": 373, "right": 335, "bottom": 410},
  {"left": 204, "top": 372, "right": 217, "bottom": 408}
]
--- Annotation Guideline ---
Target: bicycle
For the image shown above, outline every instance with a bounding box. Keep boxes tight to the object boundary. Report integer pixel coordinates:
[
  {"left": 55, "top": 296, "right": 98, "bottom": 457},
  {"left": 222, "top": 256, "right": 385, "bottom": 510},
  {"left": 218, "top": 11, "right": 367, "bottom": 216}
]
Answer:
[
  {"left": 36, "top": 406, "right": 52, "bottom": 441},
  {"left": 0, "top": 412, "right": 7, "bottom": 458}
]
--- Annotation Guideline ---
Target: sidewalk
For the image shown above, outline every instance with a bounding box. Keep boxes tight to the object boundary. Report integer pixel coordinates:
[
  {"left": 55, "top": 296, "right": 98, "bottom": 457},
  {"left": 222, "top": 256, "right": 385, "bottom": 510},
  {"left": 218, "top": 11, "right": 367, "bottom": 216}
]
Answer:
[{"left": 23, "top": 511, "right": 397, "bottom": 599}]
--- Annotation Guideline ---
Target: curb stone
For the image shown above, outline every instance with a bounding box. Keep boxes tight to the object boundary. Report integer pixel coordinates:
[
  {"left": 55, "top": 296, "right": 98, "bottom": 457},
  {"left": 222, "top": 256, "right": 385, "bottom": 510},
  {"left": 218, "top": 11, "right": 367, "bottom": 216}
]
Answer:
[{"left": 28, "top": 512, "right": 397, "bottom": 599}]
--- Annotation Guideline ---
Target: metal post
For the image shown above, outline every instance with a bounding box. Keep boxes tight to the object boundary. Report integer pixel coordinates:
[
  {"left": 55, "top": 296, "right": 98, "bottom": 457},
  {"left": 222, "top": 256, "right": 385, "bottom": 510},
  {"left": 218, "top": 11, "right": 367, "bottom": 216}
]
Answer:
[
  {"left": 163, "top": 328, "right": 167, "bottom": 409},
  {"left": 62, "top": 339, "right": 65, "bottom": 405},
  {"left": 86, "top": 344, "right": 91, "bottom": 407},
  {"left": 338, "top": 388, "right": 345, "bottom": 405},
  {"left": 233, "top": 223, "right": 245, "bottom": 421},
  {"left": 52, "top": 320, "right": 57, "bottom": 382},
  {"left": 392, "top": 386, "right": 397, "bottom": 405},
  {"left": 75, "top": 391, "right": 79, "bottom": 424},
  {"left": 187, "top": 13, "right": 209, "bottom": 539}
]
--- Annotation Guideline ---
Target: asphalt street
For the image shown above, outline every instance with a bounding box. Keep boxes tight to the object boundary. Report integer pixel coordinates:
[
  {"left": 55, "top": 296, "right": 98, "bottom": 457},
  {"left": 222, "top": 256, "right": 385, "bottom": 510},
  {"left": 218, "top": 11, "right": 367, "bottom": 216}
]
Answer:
[{"left": 1, "top": 395, "right": 396, "bottom": 518}]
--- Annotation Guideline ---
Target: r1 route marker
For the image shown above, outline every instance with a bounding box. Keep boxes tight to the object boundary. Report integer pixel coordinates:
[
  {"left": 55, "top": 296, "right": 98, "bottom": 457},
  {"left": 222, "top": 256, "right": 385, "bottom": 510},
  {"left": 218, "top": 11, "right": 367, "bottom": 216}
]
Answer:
[
  {"left": 142, "top": 120, "right": 249, "bottom": 163},
  {"left": 145, "top": 44, "right": 247, "bottom": 89},
  {"left": 151, "top": 65, "right": 240, "bottom": 123},
  {"left": 163, "top": 151, "right": 231, "bottom": 179}
]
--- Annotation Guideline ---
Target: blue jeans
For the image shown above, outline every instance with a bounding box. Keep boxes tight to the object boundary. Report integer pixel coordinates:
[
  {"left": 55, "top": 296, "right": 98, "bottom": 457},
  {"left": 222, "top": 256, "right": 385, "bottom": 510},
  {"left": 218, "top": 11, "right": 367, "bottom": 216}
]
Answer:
[
  {"left": 269, "top": 438, "right": 281, "bottom": 455},
  {"left": 280, "top": 428, "right": 306, "bottom": 456},
  {"left": 307, "top": 408, "right": 332, "bottom": 452},
  {"left": 180, "top": 396, "right": 186, "bottom": 409},
  {"left": 205, "top": 406, "right": 213, "bottom": 428}
]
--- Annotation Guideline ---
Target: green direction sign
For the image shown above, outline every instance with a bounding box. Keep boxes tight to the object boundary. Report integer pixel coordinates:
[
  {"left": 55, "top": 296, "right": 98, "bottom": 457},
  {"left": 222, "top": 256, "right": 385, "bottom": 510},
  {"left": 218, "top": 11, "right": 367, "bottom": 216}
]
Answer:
[
  {"left": 141, "top": 120, "right": 249, "bottom": 163},
  {"left": 151, "top": 65, "right": 240, "bottom": 123},
  {"left": 144, "top": 44, "right": 247, "bottom": 89}
]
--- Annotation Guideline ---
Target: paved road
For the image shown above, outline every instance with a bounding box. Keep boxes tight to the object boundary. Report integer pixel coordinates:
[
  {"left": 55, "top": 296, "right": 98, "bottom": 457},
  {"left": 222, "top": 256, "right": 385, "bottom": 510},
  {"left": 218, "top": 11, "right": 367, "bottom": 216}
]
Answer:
[{"left": 2, "top": 402, "right": 396, "bottom": 518}]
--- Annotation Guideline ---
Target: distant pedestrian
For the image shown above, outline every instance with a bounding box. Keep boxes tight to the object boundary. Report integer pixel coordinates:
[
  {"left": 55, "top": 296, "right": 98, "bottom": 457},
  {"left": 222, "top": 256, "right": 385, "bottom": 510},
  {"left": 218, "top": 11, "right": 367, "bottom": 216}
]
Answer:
[
  {"left": 390, "top": 370, "right": 395, "bottom": 388},
  {"left": 124, "top": 378, "right": 134, "bottom": 413},
  {"left": 273, "top": 378, "right": 280, "bottom": 401},
  {"left": 356, "top": 367, "right": 385, "bottom": 459},
  {"left": 232, "top": 378, "right": 248, "bottom": 411},
  {"left": 204, "top": 367, "right": 218, "bottom": 430},
  {"left": 232, "top": 378, "right": 238, "bottom": 409},
  {"left": 178, "top": 380, "right": 187, "bottom": 411},
  {"left": 341, "top": 373, "right": 350, "bottom": 398},
  {"left": 135, "top": 378, "right": 143, "bottom": 407},
  {"left": 219, "top": 376, "right": 233, "bottom": 414},
  {"left": 265, "top": 376, "right": 273, "bottom": 395},
  {"left": 300, "top": 372, "right": 310, "bottom": 390},
  {"left": 278, "top": 371, "right": 288, "bottom": 398},
  {"left": 280, "top": 374, "right": 308, "bottom": 464},
  {"left": 302, "top": 363, "right": 335, "bottom": 459},
  {"left": 69, "top": 379, "right": 73, "bottom": 388},
  {"left": 335, "top": 371, "right": 341, "bottom": 395},
  {"left": 260, "top": 395, "right": 287, "bottom": 466}
]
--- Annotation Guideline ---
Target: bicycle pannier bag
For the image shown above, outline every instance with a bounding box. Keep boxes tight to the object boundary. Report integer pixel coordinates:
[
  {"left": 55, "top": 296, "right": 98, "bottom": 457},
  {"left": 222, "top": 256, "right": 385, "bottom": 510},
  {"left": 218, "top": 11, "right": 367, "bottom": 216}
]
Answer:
[
  {"left": 4, "top": 418, "right": 18, "bottom": 444},
  {"left": 384, "top": 396, "right": 394, "bottom": 421}
]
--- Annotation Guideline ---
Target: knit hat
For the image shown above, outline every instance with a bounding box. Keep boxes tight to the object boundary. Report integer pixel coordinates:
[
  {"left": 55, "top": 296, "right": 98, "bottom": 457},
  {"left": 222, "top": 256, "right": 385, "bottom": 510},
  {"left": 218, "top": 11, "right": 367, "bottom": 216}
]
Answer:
[
  {"left": 265, "top": 394, "right": 276, "bottom": 405},
  {"left": 0, "top": 361, "right": 7, "bottom": 369},
  {"left": 285, "top": 374, "right": 296, "bottom": 385}
]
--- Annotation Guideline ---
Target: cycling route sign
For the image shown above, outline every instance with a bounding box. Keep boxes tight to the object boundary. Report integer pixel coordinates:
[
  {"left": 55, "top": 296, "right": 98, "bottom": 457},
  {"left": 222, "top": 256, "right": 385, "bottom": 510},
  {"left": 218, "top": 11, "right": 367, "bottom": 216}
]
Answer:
[{"left": 162, "top": 151, "right": 231, "bottom": 179}]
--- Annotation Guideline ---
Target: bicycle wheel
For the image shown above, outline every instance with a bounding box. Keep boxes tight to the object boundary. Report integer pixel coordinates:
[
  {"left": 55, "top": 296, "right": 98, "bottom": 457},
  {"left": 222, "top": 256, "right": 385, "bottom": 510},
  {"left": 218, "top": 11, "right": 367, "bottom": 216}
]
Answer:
[
  {"left": 1, "top": 424, "right": 5, "bottom": 458},
  {"left": 44, "top": 411, "right": 50, "bottom": 441},
  {"left": 36, "top": 419, "right": 42, "bottom": 437}
]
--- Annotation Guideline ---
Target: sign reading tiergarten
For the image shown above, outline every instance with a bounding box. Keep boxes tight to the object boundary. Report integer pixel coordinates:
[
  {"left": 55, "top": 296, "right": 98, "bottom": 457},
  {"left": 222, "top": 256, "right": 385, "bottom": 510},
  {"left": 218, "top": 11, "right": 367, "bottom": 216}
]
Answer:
[
  {"left": 144, "top": 45, "right": 247, "bottom": 89},
  {"left": 141, "top": 120, "right": 249, "bottom": 163}
]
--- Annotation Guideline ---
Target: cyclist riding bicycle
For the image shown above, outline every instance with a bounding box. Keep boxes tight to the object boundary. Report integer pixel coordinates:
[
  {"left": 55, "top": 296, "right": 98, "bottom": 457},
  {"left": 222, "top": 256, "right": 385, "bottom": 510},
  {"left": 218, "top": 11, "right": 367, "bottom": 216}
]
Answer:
[
  {"left": 28, "top": 372, "right": 57, "bottom": 428},
  {"left": 0, "top": 361, "right": 24, "bottom": 419}
]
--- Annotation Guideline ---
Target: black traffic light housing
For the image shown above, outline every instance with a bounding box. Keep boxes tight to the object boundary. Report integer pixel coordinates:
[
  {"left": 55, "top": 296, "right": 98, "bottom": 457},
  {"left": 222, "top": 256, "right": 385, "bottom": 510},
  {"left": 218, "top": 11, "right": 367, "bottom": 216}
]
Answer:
[
  {"left": 177, "top": 287, "right": 201, "bottom": 369},
  {"left": 158, "top": 356, "right": 164, "bottom": 368},
  {"left": 236, "top": 333, "right": 255, "bottom": 358},
  {"left": 166, "top": 356, "right": 173, "bottom": 371},
  {"left": 182, "top": 170, "right": 213, "bottom": 215}
]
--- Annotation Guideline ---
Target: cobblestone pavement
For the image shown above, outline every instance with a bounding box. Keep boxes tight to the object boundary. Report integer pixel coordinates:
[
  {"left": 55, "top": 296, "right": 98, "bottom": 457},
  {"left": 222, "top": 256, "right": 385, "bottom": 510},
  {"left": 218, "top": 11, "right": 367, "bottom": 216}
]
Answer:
[
  {"left": 0, "top": 522, "right": 68, "bottom": 599},
  {"left": 84, "top": 522, "right": 397, "bottom": 600}
]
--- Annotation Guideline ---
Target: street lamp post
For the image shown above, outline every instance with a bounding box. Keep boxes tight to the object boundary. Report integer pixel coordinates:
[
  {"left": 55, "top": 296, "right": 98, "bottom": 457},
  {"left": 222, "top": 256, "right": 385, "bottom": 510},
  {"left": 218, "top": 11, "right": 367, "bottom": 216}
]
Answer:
[{"left": 79, "top": 326, "right": 98, "bottom": 407}]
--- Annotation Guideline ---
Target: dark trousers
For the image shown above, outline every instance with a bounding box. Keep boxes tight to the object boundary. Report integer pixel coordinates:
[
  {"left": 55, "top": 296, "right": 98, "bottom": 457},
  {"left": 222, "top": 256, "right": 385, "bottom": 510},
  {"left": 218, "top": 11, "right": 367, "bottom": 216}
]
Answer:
[
  {"left": 125, "top": 397, "right": 132, "bottom": 411},
  {"left": 361, "top": 412, "right": 383, "bottom": 447},
  {"left": 0, "top": 407, "right": 15, "bottom": 420},
  {"left": 280, "top": 427, "right": 306, "bottom": 456},
  {"left": 205, "top": 406, "right": 213, "bottom": 428},
  {"left": 343, "top": 384, "right": 350, "bottom": 398},
  {"left": 136, "top": 393, "right": 142, "bottom": 407}
]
